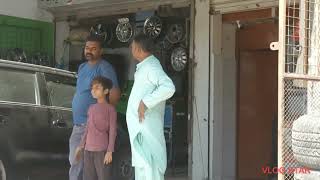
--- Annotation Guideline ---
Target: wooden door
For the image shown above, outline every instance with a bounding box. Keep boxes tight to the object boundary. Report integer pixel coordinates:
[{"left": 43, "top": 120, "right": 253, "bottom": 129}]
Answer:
[{"left": 237, "top": 22, "right": 278, "bottom": 180}]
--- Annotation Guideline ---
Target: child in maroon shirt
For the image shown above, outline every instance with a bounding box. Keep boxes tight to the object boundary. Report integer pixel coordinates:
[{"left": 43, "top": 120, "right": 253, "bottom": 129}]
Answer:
[{"left": 75, "top": 76, "right": 117, "bottom": 180}]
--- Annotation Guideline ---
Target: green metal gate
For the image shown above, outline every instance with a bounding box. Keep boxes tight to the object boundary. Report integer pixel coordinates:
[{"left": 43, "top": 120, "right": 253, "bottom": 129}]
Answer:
[{"left": 0, "top": 15, "right": 54, "bottom": 59}]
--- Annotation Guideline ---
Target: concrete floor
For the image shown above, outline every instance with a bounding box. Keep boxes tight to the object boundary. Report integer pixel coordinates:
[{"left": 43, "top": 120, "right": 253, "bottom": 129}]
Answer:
[
  {"left": 19, "top": 171, "right": 188, "bottom": 180},
  {"left": 165, "top": 167, "right": 188, "bottom": 180},
  {"left": 166, "top": 177, "right": 188, "bottom": 180},
  {"left": 17, "top": 161, "right": 188, "bottom": 180},
  {"left": 166, "top": 176, "right": 188, "bottom": 180}
]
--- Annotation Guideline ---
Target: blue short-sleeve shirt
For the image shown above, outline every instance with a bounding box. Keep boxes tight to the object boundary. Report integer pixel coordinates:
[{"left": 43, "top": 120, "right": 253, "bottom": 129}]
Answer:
[{"left": 72, "top": 59, "right": 119, "bottom": 125}]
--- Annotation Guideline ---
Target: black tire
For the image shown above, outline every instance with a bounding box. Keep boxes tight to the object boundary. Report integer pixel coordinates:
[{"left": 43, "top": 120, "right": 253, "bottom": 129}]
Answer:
[
  {"left": 292, "top": 114, "right": 320, "bottom": 170},
  {"left": 113, "top": 148, "right": 134, "bottom": 180}
]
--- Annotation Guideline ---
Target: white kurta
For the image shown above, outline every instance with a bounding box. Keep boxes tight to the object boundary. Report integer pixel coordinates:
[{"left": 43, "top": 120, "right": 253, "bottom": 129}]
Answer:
[{"left": 126, "top": 55, "right": 175, "bottom": 180}]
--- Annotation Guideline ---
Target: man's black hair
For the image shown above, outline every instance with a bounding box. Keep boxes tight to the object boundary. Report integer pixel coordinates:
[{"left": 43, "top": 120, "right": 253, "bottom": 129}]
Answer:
[
  {"left": 91, "top": 76, "right": 113, "bottom": 91},
  {"left": 86, "top": 34, "right": 104, "bottom": 48},
  {"left": 132, "top": 33, "right": 154, "bottom": 53}
]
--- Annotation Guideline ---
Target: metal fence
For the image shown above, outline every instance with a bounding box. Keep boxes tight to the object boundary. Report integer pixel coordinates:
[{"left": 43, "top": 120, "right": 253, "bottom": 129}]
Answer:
[{"left": 279, "top": 0, "right": 320, "bottom": 179}]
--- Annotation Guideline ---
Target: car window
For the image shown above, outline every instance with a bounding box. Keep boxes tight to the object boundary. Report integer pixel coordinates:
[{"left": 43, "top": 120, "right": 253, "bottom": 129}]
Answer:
[
  {"left": 45, "top": 75, "right": 76, "bottom": 108},
  {"left": 0, "top": 68, "right": 36, "bottom": 104}
]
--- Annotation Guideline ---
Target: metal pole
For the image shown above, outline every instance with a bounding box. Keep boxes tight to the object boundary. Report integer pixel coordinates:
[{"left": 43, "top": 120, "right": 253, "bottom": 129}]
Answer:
[
  {"left": 303, "top": 0, "right": 310, "bottom": 75},
  {"left": 278, "top": 0, "right": 287, "bottom": 180}
]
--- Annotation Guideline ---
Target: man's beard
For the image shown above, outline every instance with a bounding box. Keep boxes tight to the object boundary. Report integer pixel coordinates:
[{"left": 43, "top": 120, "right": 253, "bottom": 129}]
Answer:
[{"left": 85, "top": 53, "right": 94, "bottom": 60}]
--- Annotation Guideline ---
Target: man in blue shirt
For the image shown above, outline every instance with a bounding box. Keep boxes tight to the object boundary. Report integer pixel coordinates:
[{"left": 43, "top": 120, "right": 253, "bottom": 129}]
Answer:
[{"left": 69, "top": 35, "right": 120, "bottom": 180}]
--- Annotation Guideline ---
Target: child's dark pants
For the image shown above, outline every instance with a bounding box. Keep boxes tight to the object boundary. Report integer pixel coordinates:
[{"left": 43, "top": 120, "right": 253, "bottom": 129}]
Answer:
[{"left": 83, "top": 150, "right": 112, "bottom": 180}]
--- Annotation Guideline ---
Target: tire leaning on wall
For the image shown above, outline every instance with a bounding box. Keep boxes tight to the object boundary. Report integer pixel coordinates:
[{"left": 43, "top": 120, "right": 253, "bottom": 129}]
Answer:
[{"left": 292, "top": 114, "right": 320, "bottom": 170}]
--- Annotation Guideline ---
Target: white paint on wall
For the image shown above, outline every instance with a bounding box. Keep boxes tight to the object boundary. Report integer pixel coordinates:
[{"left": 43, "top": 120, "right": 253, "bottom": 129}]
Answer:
[
  {"left": 210, "top": 18, "right": 237, "bottom": 180},
  {"left": 0, "top": 0, "right": 53, "bottom": 22},
  {"left": 193, "top": 0, "right": 210, "bottom": 179},
  {"left": 211, "top": 50, "right": 224, "bottom": 180},
  {"left": 210, "top": 14, "right": 223, "bottom": 180},
  {"left": 221, "top": 23, "right": 237, "bottom": 180}
]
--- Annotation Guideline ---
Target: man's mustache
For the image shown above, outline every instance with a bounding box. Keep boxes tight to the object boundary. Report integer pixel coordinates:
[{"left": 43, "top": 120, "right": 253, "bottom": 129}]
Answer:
[{"left": 85, "top": 53, "right": 93, "bottom": 57}]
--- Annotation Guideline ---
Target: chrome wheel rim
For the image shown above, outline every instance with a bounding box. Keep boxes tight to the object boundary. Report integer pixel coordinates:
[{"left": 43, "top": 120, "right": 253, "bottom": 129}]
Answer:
[
  {"left": 171, "top": 47, "right": 188, "bottom": 72},
  {"left": 116, "top": 22, "right": 133, "bottom": 43},
  {"left": 90, "top": 24, "right": 113, "bottom": 45},
  {"left": 143, "top": 16, "right": 162, "bottom": 38},
  {"left": 166, "top": 24, "right": 185, "bottom": 44}
]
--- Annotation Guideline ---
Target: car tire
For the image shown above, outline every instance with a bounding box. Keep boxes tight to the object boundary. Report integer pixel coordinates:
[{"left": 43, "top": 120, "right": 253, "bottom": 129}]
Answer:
[
  {"left": 294, "top": 169, "right": 320, "bottom": 180},
  {"left": 113, "top": 148, "right": 134, "bottom": 180},
  {"left": 292, "top": 114, "right": 320, "bottom": 170}
]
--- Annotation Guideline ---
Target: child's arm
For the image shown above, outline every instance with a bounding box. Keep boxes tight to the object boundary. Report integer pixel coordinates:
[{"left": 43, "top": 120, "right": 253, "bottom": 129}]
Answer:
[{"left": 107, "top": 106, "right": 117, "bottom": 152}]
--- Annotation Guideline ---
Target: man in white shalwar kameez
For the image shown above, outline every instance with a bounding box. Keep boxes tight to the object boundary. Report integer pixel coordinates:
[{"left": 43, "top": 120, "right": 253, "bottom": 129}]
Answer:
[{"left": 126, "top": 33, "right": 175, "bottom": 180}]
